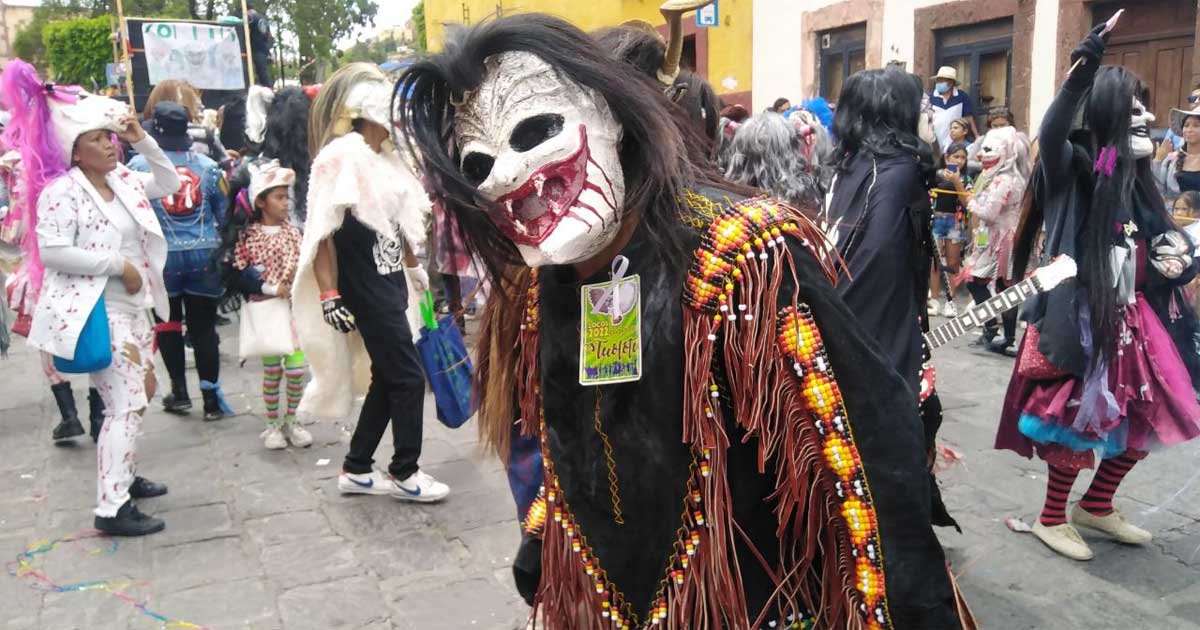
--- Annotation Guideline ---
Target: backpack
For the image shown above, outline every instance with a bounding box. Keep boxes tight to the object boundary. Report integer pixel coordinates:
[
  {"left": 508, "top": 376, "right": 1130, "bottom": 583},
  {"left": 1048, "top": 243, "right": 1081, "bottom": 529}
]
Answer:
[{"left": 161, "top": 165, "right": 202, "bottom": 217}]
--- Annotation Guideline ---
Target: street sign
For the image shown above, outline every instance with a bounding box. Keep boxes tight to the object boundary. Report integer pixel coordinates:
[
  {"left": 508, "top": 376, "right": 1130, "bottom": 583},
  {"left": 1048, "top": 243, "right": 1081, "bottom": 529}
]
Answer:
[{"left": 697, "top": 1, "right": 718, "bottom": 28}]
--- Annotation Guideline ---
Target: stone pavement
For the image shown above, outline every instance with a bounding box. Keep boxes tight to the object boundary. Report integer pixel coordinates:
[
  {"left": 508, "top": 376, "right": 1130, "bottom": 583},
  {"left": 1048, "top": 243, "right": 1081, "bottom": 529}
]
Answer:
[{"left": 0, "top": 314, "right": 1198, "bottom": 630}]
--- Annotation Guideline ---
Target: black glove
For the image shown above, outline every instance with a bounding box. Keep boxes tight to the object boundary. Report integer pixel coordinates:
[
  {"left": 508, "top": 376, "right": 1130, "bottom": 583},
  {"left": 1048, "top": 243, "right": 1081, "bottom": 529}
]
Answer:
[
  {"left": 321, "top": 295, "right": 357, "bottom": 333},
  {"left": 1065, "top": 23, "right": 1107, "bottom": 91}
]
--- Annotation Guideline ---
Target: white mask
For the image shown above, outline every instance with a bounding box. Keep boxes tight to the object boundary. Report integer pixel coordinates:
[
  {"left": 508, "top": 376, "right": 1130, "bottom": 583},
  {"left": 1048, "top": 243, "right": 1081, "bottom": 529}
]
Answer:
[
  {"left": 455, "top": 52, "right": 625, "bottom": 267},
  {"left": 1130, "top": 97, "right": 1155, "bottom": 159}
]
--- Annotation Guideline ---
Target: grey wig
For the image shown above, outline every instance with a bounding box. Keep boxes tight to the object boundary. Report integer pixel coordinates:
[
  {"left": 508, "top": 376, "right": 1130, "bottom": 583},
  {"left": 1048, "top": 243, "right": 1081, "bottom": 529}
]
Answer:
[{"left": 723, "top": 113, "right": 825, "bottom": 208}]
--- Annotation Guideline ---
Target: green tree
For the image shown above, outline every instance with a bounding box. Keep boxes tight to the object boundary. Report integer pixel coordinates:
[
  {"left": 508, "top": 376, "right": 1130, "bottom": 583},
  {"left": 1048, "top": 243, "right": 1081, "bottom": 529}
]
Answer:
[
  {"left": 43, "top": 15, "right": 113, "bottom": 87},
  {"left": 276, "top": 0, "right": 378, "bottom": 63},
  {"left": 412, "top": 1, "right": 426, "bottom": 52}
]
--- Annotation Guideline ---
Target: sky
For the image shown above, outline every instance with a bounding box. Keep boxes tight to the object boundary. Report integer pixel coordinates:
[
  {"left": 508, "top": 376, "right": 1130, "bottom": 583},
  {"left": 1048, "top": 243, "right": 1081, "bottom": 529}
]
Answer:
[{"left": 360, "top": 0, "right": 420, "bottom": 39}]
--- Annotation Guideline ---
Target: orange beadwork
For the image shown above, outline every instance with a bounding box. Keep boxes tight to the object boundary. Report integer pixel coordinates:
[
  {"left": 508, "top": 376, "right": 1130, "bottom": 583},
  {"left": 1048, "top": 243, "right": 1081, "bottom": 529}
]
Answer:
[
  {"left": 522, "top": 490, "right": 547, "bottom": 536},
  {"left": 776, "top": 304, "right": 892, "bottom": 630}
]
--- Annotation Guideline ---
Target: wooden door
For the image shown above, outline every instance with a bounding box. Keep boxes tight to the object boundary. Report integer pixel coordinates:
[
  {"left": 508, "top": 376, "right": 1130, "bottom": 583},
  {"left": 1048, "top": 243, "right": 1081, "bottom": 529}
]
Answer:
[{"left": 1095, "top": 0, "right": 1197, "bottom": 125}]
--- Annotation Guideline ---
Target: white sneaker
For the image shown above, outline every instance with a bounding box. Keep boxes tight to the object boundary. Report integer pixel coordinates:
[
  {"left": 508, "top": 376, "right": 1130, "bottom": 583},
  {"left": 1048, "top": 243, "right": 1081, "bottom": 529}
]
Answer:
[
  {"left": 1070, "top": 504, "right": 1152, "bottom": 545},
  {"left": 928, "top": 298, "right": 940, "bottom": 315},
  {"left": 392, "top": 470, "right": 450, "bottom": 503},
  {"left": 942, "top": 300, "right": 958, "bottom": 317},
  {"left": 261, "top": 425, "right": 287, "bottom": 450},
  {"left": 1032, "top": 520, "right": 1094, "bottom": 561},
  {"left": 338, "top": 470, "right": 400, "bottom": 496},
  {"left": 283, "top": 422, "right": 313, "bottom": 448}
]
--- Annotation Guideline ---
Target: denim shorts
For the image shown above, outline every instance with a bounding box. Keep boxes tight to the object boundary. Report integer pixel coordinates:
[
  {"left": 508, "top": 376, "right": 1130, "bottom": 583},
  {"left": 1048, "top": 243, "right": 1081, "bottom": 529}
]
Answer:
[
  {"left": 931, "top": 213, "right": 964, "bottom": 242},
  {"left": 164, "top": 248, "right": 223, "bottom": 298}
]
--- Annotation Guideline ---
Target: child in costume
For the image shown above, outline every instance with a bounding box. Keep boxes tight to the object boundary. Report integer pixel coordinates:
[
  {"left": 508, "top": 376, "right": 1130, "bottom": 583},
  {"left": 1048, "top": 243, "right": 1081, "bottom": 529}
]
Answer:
[
  {"left": 998, "top": 25, "right": 1200, "bottom": 561},
  {"left": 218, "top": 160, "right": 312, "bottom": 449}
]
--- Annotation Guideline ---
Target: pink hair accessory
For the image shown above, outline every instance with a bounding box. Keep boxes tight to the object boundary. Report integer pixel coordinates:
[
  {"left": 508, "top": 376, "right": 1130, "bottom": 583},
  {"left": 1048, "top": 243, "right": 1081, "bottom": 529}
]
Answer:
[{"left": 1094, "top": 146, "right": 1117, "bottom": 177}]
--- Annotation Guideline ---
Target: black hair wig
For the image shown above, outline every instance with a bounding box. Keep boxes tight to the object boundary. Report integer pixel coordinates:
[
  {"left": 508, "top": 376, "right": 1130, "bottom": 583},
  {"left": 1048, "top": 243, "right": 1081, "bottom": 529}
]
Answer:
[
  {"left": 395, "top": 14, "right": 721, "bottom": 285},
  {"left": 259, "top": 86, "right": 312, "bottom": 222},
  {"left": 833, "top": 68, "right": 934, "bottom": 176},
  {"left": 219, "top": 94, "right": 247, "bottom": 154}
]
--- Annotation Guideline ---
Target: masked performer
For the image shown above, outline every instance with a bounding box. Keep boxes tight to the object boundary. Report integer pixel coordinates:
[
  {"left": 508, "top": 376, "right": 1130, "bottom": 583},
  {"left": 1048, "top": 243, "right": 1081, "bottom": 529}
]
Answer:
[
  {"left": 997, "top": 26, "right": 1200, "bottom": 561},
  {"left": 398, "top": 14, "right": 969, "bottom": 629},
  {"left": 956, "top": 126, "right": 1031, "bottom": 354}
]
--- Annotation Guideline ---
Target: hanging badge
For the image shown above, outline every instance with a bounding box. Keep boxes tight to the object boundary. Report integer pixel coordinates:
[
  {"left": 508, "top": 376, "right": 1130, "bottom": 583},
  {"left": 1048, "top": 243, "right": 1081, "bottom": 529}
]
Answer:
[{"left": 580, "top": 256, "right": 642, "bottom": 385}]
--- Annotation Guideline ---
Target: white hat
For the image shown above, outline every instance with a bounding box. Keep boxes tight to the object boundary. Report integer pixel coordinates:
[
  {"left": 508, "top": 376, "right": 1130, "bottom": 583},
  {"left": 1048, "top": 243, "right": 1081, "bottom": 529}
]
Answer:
[
  {"left": 932, "top": 66, "right": 958, "bottom": 83},
  {"left": 1169, "top": 105, "right": 1200, "bottom": 135},
  {"left": 248, "top": 159, "right": 295, "bottom": 203},
  {"left": 342, "top": 78, "right": 394, "bottom": 130},
  {"left": 48, "top": 91, "right": 127, "bottom": 163}
]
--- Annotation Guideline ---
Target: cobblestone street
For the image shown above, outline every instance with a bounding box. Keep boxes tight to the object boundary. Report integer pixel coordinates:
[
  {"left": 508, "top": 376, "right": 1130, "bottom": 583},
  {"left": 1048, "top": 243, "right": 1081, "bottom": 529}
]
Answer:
[{"left": 1, "top": 316, "right": 1198, "bottom": 630}]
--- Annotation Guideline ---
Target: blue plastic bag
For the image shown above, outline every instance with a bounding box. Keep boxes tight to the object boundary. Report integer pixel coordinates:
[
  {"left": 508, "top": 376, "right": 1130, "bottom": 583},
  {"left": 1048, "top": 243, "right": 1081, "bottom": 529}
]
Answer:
[
  {"left": 415, "top": 292, "right": 474, "bottom": 428},
  {"left": 54, "top": 295, "right": 112, "bottom": 374}
]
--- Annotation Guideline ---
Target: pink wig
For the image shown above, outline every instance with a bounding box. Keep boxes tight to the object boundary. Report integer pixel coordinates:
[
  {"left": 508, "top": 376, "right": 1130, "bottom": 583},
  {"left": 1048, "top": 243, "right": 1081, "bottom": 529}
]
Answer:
[{"left": 0, "top": 59, "right": 76, "bottom": 296}]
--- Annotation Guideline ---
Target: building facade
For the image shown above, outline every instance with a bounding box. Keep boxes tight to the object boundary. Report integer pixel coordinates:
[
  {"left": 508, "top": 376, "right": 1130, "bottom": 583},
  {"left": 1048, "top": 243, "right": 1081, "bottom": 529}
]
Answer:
[
  {"left": 0, "top": 0, "right": 37, "bottom": 64},
  {"left": 423, "top": 0, "right": 755, "bottom": 107},
  {"left": 754, "top": 0, "right": 1200, "bottom": 134}
]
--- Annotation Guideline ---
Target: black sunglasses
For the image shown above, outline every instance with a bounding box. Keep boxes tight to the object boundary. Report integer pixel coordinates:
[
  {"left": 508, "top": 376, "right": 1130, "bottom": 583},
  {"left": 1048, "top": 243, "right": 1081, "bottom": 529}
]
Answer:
[{"left": 1189, "top": 94, "right": 1200, "bottom": 104}]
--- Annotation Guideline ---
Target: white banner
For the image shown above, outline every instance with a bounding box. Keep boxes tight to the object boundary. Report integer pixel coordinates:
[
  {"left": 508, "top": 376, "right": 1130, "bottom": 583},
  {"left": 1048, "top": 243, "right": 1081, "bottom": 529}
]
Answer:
[{"left": 143, "top": 22, "right": 245, "bottom": 91}]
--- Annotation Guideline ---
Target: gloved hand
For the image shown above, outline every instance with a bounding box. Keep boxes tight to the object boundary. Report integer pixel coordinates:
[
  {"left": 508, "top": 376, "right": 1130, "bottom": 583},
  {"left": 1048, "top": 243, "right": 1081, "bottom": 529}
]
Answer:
[
  {"left": 1066, "top": 23, "right": 1108, "bottom": 91},
  {"left": 1150, "top": 231, "right": 1193, "bottom": 279},
  {"left": 405, "top": 264, "right": 430, "bottom": 295},
  {"left": 321, "top": 293, "right": 357, "bottom": 333}
]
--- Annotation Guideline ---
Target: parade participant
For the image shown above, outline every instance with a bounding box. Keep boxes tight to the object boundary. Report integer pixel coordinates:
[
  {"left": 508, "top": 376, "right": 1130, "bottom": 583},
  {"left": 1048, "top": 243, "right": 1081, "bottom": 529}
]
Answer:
[
  {"left": 998, "top": 26, "right": 1200, "bottom": 561},
  {"left": 723, "top": 113, "right": 825, "bottom": 208},
  {"left": 131, "top": 102, "right": 230, "bottom": 421},
  {"left": 2, "top": 60, "right": 181, "bottom": 536},
  {"left": 292, "top": 63, "right": 447, "bottom": 501},
  {"left": 929, "top": 141, "right": 972, "bottom": 318},
  {"left": 217, "top": 160, "right": 312, "bottom": 449},
  {"left": 258, "top": 86, "right": 312, "bottom": 225},
  {"left": 956, "top": 126, "right": 1031, "bottom": 354},
  {"left": 398, "top": 14, "right": 970, "bottom": 628}
]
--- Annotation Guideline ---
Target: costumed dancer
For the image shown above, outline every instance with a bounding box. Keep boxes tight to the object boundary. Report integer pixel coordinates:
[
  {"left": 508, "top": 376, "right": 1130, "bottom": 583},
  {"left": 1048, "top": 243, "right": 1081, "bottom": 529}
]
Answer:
[
  {"left": 997, "top": 25, "right": 1200, "bottom": 561},
  {"left": 398, "top": 14, "right": 971, "bottom": 628},
  {"left": 956, "top": 126, "right": 1031, "bottom": 354},
  {"left": 723, "top": 112, "right": 825, "bottom": 208},
  {"left": 257, "top": 86, "right": 312, "bottom": 226},
  {"left": 0, "top": 141, "right": 108, "bottom": 442},
  {"left": 292, "top": 63, "right": 448, "bottom": 502},
  {"left": 2, "top": 60, "right": 181, "bottom": 535},
  {"left": 217, "top": 160, "right": 312, "bottom": 450}
]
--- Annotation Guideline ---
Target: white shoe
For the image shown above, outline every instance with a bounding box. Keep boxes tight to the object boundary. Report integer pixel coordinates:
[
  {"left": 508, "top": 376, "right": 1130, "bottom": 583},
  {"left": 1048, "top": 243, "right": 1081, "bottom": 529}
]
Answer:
[
  {"left": 942, "top": 301, "right": 958, "bottom": 317},
  {"left": 283, "top": 422, "right": 313, "bottom": 448},
  {"left": 392, "top": 470, "right": 450, "bottom": 503},
  {"left": 1032, "top": 520, "right": 1094, "bottom": 561},
  {"left": 338, "top": 470, "right": 400, "bottom": 496},
  {"left": 928, "top": 298, "right": 940, "bottom": 315},
  {"left": 261, "top": 425, "right": 287, "bottom": 450},
  {"left": 1071, "top": 504, "right": 1152, "bottom": 545}
]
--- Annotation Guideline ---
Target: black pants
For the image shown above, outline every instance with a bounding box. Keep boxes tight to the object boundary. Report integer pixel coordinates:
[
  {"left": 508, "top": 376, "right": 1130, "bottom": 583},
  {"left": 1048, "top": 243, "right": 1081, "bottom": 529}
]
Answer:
[
  {"left": 342, "top": 307, "right": 425, "bottom": 480},
  {"left": 966, "top": 277, "right": 1017, "bottom": 341},
  {"left": 252, "top": 53, "right": 273, "bottom": 88},
  {"left": 155, "top": 295, "right": 220, "bottom": 387}
]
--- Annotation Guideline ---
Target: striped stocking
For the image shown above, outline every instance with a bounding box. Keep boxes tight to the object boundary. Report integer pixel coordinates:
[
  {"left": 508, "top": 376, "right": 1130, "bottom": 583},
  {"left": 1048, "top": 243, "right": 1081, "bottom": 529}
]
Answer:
[
  {"left": 262, "top": 361, "right": 283, "bottom": 424},
  {"left": 285, "top": 364, "right": 306, "bottom": 421},
  {"left": 1039, "top": 464, "right": 1080, "bottom": 526},
  {"left": 1079, "top": 452, "right": 1140, "bottom": 516}
]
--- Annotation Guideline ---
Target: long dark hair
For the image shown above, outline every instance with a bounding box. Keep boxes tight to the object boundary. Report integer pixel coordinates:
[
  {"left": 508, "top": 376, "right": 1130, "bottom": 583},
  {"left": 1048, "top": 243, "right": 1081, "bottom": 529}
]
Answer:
[
  {"left": 259, "top": 87, "right": 311, "bottom": 222},
  {"left": 213, "top": 164, "right": 260, "bottom": 313},
  {"left": 394, "top": 14, "right": 708, "bottom": 286},
  {"left": 833, "top": 68, "right": 933, "bottom": 173}
]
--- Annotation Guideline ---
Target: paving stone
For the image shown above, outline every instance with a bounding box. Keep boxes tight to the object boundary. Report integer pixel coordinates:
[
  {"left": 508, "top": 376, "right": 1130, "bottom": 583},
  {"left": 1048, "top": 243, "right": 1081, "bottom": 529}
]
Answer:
[
  {"left": 244, "top": 509, "right": 333, "bottom": 547},
  {"left": 39, "top": 589, "right": 136, "bottom": 630},
  {"left": 420, "top": 488, "right": 516, "bottom": 533},
  {"left": 323, "top": 494, "right": 433, "bottom": 541},
  {"left": 278, "top": 576, "right": 390, "bottom": 630},
  {"left": 151, "top": 536, "right": 258, "bottom": 592},
  {"left": 229, "top": 475, "right": 318, "bottom": 520},
  {"left": 152, "top": 578, "right": 279, "bottom": 629},
  {"left": 261, "top": 535, "right": 363, "bottom": 589},
  {"left": 358, "top": 529, "right": 470, "bottom": 585},
  {"left": 144, "top": 503, "right": 233, "bottom": 547},
  {"left": 388, "top": 577, "right": 527, "bottom": 630}
]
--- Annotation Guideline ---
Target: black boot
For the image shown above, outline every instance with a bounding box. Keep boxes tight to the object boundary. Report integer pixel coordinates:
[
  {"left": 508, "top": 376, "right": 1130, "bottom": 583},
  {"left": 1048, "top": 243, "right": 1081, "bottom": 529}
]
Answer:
[
  {"left": 988, "top": 337, "right": 1017, "bottom": 357},
  {"left": 162, "top": 381, "right": 192, "bottom": 414},
  {"left": 88, "top": 388, "right": 105, "bottom": 443},
  {"left": 202, "top": 390, "right": 225, "bottom": 421},
  {"left": 50, "top": 382, "right": 85, "bottom": 442},
  {"left": 970, "top": 328, "right": 998, "bottom": 348},
  {"left": 94, "top": 500, "right": 165, "bottom": 537},
  {"left": 129, "top": 476, "right": 168, "bottom": 499}
]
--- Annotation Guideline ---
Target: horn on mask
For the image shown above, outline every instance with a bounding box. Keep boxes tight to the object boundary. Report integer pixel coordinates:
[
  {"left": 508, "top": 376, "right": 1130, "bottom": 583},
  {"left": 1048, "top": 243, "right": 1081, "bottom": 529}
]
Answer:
[{"left": 657, "top": 0, "right": 715, "bottom": 86}]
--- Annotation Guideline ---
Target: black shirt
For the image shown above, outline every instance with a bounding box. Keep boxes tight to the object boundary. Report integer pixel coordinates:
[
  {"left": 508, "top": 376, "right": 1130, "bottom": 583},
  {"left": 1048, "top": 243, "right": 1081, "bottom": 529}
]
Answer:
[
  {"left": 332, "top": 213, "right": 408, "bottom": 313},
  {"left": 1177, "top": 169, "right": 1200, "bottom": 194}
]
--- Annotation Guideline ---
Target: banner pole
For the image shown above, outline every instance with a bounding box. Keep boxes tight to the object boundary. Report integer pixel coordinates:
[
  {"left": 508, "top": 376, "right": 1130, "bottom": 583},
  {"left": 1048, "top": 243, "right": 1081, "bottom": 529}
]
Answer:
[
  {"left": 241, "top": 0, "right": 256, "bottom": 87},
  {"left": 114, "top": 0, "right": 136, "bottom": 108}
]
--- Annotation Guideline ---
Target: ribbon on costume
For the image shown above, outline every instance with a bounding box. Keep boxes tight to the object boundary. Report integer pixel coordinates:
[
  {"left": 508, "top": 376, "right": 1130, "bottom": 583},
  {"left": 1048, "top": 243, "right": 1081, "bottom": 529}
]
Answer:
[{"left": 199, "top": 380, "right": 235, "bottom": 415}]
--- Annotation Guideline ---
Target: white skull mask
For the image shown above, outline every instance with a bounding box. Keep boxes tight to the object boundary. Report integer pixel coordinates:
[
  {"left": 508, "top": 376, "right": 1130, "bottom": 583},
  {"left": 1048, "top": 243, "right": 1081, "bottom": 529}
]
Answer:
[
  {"left": 1130, "top": 97, "right": 1155, "bottom": 159},
  {"left": 454, "top": 52, "right": 625, "bottom": 267}
]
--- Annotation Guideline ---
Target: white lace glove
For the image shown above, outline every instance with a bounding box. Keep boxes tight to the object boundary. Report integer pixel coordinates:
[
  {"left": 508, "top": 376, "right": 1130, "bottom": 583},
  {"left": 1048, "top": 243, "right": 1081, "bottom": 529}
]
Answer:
[
  {"left": 405, "top": 264, "right": 430, "bottom": 295},
  {"left": 1151, "top": 231, "right": 1192, "bottom": 279}
]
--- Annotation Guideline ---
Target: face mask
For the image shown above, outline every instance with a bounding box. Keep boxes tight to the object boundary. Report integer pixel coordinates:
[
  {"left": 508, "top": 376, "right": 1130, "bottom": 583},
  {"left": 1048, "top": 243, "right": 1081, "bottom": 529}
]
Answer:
[
  {"left": 455, "top": 51, "right": 626, "bottom": 268},
  {"left": 934, "top": 82, "right": 950, "bottom": 95},
  {"left": 1129, "top": 97, "right": 1155, "bottom": 160}
]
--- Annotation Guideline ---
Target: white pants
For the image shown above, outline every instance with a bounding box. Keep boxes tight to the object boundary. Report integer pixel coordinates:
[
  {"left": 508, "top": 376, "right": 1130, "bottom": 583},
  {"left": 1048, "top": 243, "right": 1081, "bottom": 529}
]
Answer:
[{"left": 90, "top": 309, "right": 154, "bottom": 517}]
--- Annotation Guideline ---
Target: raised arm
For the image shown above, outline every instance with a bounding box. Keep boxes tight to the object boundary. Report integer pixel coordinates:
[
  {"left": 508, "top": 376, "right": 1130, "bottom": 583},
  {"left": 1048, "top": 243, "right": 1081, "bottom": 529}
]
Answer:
[{"left": 1040, "top": 24, "right": 1108, "bottom": 181}]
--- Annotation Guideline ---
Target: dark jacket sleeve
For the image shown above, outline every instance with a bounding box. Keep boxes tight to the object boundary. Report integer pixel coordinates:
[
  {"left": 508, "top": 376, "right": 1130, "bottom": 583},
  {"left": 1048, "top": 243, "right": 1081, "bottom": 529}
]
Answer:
[
  {"left": 1038, "top": 84, "right": 1088, "bottom": 187},
  {"left": 232, "top": 265, "right": 266, "bottom": 296}
]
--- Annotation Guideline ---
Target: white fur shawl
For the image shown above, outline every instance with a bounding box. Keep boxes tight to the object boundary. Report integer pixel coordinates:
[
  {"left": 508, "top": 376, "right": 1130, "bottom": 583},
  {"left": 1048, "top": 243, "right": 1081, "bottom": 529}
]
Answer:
[{"left": 293, "top": 132, "right": 430, "bottom": 420}]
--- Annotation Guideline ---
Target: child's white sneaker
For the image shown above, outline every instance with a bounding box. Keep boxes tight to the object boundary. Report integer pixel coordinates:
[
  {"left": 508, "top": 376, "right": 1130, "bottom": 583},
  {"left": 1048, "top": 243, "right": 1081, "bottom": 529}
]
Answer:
[
  {"left": 261, "top": 425, "right": 287, "bottom": 450},
  {"left": 392, "top": 470, "right": 450, "bottom": 503},
  {"left": 283, "top": 422, "right": 313, "bottom": 448}
]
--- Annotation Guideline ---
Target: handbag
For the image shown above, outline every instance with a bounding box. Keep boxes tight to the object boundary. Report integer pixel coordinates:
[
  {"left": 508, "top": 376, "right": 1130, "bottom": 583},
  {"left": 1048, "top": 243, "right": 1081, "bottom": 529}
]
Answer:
[
  {"left": 415, "top": 292, "right": 474, "bottom": 428},
  {"left": 53, "top": 295, "right": 113, "bottom": 374},
  {"left": 238, "top": 297, "right": 295, "bottom": 359},
  {"left": 1017, "top": 324, "right": 1070, "bottom": 381}
]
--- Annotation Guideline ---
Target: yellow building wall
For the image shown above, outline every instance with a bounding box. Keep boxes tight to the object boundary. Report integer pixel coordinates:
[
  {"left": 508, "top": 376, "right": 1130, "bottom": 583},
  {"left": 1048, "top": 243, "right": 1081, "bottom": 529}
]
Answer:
[{"left": 424, "top": 0, "right": 752, "bottom": 101}]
